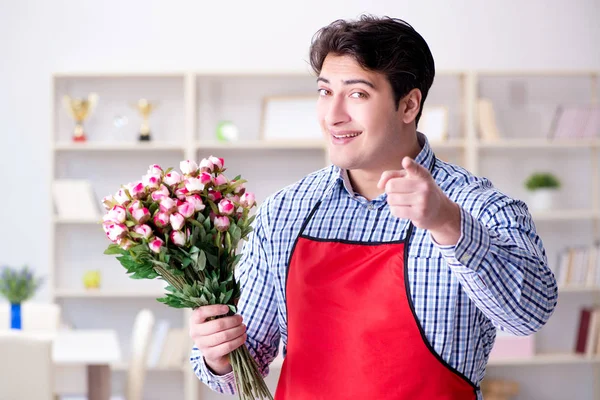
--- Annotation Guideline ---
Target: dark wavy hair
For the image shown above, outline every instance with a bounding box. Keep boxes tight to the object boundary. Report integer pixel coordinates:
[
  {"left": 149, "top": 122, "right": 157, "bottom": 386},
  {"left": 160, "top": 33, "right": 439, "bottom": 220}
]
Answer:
[{"left": 309, "top": 15, "right": 435, "bottom": 124}]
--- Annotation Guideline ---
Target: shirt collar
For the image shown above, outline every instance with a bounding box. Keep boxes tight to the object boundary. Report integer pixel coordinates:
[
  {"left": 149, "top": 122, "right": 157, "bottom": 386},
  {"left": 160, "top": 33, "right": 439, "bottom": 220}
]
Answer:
[{"left": 334, "top": 132, "right": 434, "bottom": 199}]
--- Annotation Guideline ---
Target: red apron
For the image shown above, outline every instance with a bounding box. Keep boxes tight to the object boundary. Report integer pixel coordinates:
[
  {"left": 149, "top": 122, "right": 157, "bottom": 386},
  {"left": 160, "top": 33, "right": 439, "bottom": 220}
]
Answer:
[{"left": 275, "top": 192, "right": 478, "bottom": 399}]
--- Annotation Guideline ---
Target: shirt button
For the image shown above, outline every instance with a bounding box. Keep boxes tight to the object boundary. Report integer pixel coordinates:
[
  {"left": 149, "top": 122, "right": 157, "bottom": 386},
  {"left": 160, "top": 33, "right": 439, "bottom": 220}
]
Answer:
[{"left": 367, "top": 203, "right": 375, "bottom": 210}]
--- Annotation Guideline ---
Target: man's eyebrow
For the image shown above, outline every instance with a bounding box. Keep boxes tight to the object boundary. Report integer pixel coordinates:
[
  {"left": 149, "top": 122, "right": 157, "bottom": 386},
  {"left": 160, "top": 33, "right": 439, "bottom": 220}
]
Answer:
[{"left": 317, "top": 77, "right": 375, "bottom": 89}]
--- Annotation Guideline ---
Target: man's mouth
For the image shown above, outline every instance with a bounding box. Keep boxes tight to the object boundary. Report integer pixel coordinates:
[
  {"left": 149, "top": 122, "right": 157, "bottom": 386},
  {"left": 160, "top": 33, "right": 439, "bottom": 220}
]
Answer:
[{"left": 331, "top": 131, "right": 362, "bottom": 139}]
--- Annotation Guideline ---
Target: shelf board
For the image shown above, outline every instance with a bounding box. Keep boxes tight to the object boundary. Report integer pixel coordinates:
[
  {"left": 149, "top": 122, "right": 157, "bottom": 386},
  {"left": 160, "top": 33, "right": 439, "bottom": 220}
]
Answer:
[
  {"left": 112, "top": 361, "right": 185, "bottom": 372},
  {"left": 488, "top": 353, "right": 600, "bottom": 366},
  {"left": 429, "top": 139, "right": 466, "bottom": 149},
  {"left": 53, "top": 216, "right": 101, "bottom": 224},
  {"left": 530, "top": 209, "right": 596, "bottom": 221},
  {"left": 54, "top": 289, "right": 164, "bottom": 298},
  {"left": 53, "top": 142, "right": 185, "bottom": 151},
  {"left": 558, "top": 285, "right": 600, "bottom": 293},
  {"left": 477, "top": 139, "right": 599, "bottom": 149},
  {"left": 195, "top": 140, "right": 326, "bottom": 150}
]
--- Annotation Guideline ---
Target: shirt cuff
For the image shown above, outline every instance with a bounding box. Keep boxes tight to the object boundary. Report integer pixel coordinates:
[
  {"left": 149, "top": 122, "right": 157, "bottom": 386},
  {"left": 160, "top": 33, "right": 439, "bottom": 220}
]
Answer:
[
  {"left": 431, "top": 206, "right": 491, "bottom": 273},
  {"left": 201, "top": 356, "right": 236, "bottom": 386}
]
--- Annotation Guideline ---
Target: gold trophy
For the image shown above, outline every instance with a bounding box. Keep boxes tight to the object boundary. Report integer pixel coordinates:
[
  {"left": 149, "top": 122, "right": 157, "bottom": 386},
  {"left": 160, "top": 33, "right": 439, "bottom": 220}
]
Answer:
[
  {"left": 63, "top": 93, "right": 98, "bottom": 142},
  {"left": 133, "top": 99, "right": 157, "bottom": 141}
]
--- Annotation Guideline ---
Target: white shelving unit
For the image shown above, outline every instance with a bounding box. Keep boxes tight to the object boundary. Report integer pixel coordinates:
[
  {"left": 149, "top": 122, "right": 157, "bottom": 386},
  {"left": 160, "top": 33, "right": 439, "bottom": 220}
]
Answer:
[{"left": 50, "top": 69, "right": 600, "bottom": 400}]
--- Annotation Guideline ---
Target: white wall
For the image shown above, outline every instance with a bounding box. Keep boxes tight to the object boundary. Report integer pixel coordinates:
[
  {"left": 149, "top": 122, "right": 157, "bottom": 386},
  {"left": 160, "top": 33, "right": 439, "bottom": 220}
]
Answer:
[
  {"left": 2, "top": 0, "right": 599, "bottom": 298},
  {"left": 1, "top": 0, "right": 599, "bottom": 399}
]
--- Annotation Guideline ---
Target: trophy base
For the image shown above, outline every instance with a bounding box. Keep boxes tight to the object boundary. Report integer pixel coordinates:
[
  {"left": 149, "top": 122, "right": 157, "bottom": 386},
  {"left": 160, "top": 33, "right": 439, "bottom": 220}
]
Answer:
[
  {"left": 139, "top": 133, "right": 152, "bottom": 142},
  {"left": 73, "top": 135, "right": 87, "bottom": 143}
]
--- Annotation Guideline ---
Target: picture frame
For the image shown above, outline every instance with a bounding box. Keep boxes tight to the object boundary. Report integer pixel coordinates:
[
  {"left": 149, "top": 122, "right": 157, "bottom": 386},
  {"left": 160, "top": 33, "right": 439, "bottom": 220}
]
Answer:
[
  {"left": 418, "top": 105, "right": 449, "bottom": 142},
  {"left": 259, "top": 95, "right": 323, "bottom": 142},
  {"left": 52, "top": 179, "right": 101, "bottom": 219}
]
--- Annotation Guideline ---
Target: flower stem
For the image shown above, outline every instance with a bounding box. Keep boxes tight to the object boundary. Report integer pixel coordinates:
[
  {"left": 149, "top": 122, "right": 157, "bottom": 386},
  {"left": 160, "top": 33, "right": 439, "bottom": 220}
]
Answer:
[{"left": 229, "top": 345, "right": 273, "bottom": 400}]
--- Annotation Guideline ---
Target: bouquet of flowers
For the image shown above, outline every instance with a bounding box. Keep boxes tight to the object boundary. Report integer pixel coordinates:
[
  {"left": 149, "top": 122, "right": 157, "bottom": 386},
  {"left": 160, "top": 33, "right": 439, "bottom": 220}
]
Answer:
[{"left": 101, "top": 156, "right": 272, "bottom": 400}]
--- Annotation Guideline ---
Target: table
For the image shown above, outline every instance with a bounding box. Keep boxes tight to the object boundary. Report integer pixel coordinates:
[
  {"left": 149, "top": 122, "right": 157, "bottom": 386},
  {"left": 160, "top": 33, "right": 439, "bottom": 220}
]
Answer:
[{"left": 0, "top": 329, "right": 121, "bottom": 400}]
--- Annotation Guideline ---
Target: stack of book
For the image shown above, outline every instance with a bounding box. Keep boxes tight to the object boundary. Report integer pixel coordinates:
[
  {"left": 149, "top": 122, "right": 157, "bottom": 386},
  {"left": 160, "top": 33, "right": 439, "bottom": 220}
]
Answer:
[
  {"left": 575, "top": 307, "right": 600, "bottom": 358},
  {"left": 554, "top": 245, "right": 600, "bottom": 288}
]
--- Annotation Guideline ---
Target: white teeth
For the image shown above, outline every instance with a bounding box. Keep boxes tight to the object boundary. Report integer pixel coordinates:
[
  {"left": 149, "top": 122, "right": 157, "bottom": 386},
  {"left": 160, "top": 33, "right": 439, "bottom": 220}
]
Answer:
[{"left": 333, "top": 132, "right": 361, "bottom": 139}]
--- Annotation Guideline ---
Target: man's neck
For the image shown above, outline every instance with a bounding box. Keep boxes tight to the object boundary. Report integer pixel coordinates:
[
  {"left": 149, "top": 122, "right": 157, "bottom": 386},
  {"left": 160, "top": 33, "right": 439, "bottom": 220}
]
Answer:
[{"left": 347, "top": 137, "right": 422, "bottom": 201}]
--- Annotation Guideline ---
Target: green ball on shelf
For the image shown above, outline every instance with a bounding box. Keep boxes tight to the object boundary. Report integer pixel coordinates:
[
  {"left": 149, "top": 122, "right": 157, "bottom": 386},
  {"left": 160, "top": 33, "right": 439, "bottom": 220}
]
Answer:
[{"left": 216, "top": 121, "right": 239, "bottom": 142}]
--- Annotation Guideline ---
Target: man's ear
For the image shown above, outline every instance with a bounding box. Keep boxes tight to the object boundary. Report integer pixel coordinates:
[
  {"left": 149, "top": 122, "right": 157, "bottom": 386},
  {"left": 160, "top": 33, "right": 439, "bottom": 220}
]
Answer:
[{"left": 399, "top": 88, "right": 422, "bottom": 124}]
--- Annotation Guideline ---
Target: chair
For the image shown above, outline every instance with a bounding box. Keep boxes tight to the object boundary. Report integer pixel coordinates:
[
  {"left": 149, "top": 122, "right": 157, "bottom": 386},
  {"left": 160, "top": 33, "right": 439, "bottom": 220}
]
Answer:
[
  {"left": 121, "top": 308, "right": 155, "bottom": 400},
  {"left": 60, "top": 308, "right": 155, "bottom": 400},
  {"left": 0, "top": 333, "right": 54, "bottom": 400},
  {"left": 0, "top": 302, "right": 62, "bottom": 332}
]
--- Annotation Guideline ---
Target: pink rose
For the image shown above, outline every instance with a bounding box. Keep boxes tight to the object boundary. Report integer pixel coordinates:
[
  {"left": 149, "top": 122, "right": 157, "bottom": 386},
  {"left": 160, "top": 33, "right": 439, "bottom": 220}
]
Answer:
[
  {"left": 175, "top": 187, "right": 189, "bottom": 200},
  {"left": 127, "top": 200, "right": 142, "bottom": 214},
  {"left": 185, "top": 177, "right": 205, "bottom": 194},
  {"left": 163, "top": 171, "right": 182, "bottom": 186},
  {"left": 218, "top": 199, "right": 235, "bottom": 215},
  {"left": 199, "top": 172, "right": 212, "bottom": 185},
  {"left": 208, "top": 156, "right": 224, "bottom": 170},
  {"left": 208, "top": 190, "right": 222, "bottom": 202},
  {"left": 142, "top": 173, "right": 161, "bottom": 190},
  {"left": 151, "top": 185, "right": 170, "bottom": 201},
  {"left": 159, "top": 197, "right": 178, "bottom": 214},
  {"left": 170, "top": 230, "right": 186, "bottom": 247},
  {"left": 186, "top": 194, "right": 206, "bottom": 212},
  {"left": 199, "top": 158, "right": 214, "bottom": 173},
  {"left": 153, "top": 212, "right": 170, "bottom": 228},
  {"left": 118, "top": 238, "right": 135, "bottom": 250},
  {"left": 131, "top": 207, "right": 150, "bottom": 224},
  {"left": 102, "top": 195, "right": 116, "bottom": 210},
  {"left": 180, "top": 160, "right": 198, "bottom": 175},
  {"left": 103, "top": 221, "right": 128, "bottom": 243},
  {"left": 178, "top": 201, "right": 195, "bottom": 218},
  {"left": 233, "top": 181, "right": 246, "bottom": 195},
  {"left": 114, "top": 188, "right": 130, "bottom": 205},
  {"left": 170, "top": 213, "right": 185, "bottom": 231},
  {"left": 104, "top": 205, "right": 126, "bottom": 223},
  {"left": 130, "top": 181, "right": 146, "bottom": 199},
  {"left": 149, "top": 237, "right": 164, "bottom": 253},
  {"left": 240, "top": 192, "right": 256, "bottom": 208},
  {"left": 213, "top": 174, "right": 228, "bottom": 186},
  {"left": 134, "top": 224, "right": 153, "bottom": 239},
  {"left": 147, "top": 164, "right": 163, "bottom": 176},
  {"left": 214, "top": 215, "right": 230, "bottom": 232},
  {"left": 226, "top": 194, "right": 241, "bottom": 204}
]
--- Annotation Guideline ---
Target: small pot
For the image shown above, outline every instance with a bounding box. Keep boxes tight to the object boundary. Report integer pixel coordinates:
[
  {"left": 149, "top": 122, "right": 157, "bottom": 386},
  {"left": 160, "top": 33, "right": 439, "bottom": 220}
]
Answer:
[{"left": 529, "top": 188, "right": 557, "bottom": 211}]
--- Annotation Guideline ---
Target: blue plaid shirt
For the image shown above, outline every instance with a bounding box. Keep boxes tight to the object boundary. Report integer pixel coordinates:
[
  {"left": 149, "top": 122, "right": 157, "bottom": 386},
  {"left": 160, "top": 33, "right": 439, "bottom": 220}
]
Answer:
[{"left": 190, "top": 133, "right": 558, "bottom": 398}]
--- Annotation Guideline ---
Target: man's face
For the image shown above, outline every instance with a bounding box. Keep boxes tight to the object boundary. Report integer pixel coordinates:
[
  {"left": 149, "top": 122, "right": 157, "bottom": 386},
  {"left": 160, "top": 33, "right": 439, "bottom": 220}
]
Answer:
[{"left": 316, "top": 54, "right": 408, "bottom": 172}]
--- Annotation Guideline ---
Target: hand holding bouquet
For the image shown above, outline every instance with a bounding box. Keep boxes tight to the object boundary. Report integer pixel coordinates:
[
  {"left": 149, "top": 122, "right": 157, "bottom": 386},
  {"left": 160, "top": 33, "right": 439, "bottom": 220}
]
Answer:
[{"left": 102, "top": 156, "right": 272, "bottom": 400}]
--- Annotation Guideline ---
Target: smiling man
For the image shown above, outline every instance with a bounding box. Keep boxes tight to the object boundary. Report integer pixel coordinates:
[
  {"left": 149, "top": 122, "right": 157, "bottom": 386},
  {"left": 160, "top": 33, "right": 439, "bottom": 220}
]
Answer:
[{"left": 189, "top": 15, "right": 558, "bottom": 399}]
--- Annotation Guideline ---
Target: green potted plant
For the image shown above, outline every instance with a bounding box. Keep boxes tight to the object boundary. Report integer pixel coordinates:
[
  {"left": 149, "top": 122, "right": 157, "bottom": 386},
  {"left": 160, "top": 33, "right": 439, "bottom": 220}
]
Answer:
[
  {"left": 524, "top": 172, "right": 561, "bottom": 211},
  {"left": 0, "top": 266, "right": 44, "bottom": 329}
]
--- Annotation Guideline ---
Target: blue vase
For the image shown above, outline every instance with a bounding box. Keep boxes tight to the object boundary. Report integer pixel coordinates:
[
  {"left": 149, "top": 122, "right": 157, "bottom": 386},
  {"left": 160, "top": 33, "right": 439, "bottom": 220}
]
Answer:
[{"left": 10, "top": 302, "right": 22, "bottom": 330}]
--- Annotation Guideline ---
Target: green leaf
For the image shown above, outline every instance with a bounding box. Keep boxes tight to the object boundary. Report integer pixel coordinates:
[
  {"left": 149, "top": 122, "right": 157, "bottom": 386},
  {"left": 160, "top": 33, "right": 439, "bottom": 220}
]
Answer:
[
  {"left": 225, "top": 232, "right": 232, "bottom": 250},
  {"left": 207, "top": 200, "right": 219, "bottom": 215},
  {"left": 195, "top": 250, "right": 207, "bottom": 272},
  {"left": 125, "top": 220, "right": 136, "bottom": 228},
  {"left": 149, "top": 202, "right": 159, "bottom": 215},
  {"left": 104, "top": 244, "right": 127, "bottom": 255},
  {"left": 205, "top": 252, "right": 219, "bottom": 269},
  {"left": 227, "top": 304, "right": 237, "bottom": 314},
  {"left": 182, "top": 257, "right": 193, "bottom": 268},
  {"left": 223, "top": 289, "right": 234, "bottom": 304}
]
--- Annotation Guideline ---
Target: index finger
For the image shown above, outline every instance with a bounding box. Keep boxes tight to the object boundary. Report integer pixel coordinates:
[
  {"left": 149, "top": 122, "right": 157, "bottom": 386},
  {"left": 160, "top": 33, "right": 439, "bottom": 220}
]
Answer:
[
  {"left": 190, "top": 305, "right": 230, "bottom": 324},
  {"left": 377, "top": 170, "right": 407, "bottom": 191}
]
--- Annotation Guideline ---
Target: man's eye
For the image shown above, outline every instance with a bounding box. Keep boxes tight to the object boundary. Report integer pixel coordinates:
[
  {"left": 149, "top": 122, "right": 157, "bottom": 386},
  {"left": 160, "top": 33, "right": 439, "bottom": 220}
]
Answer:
[
  {"left": 350, "top": 92, "right": 367, "bottom": 99},
  {"left": 318, "top": 89, "right": 330, "bottom": 96}
]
